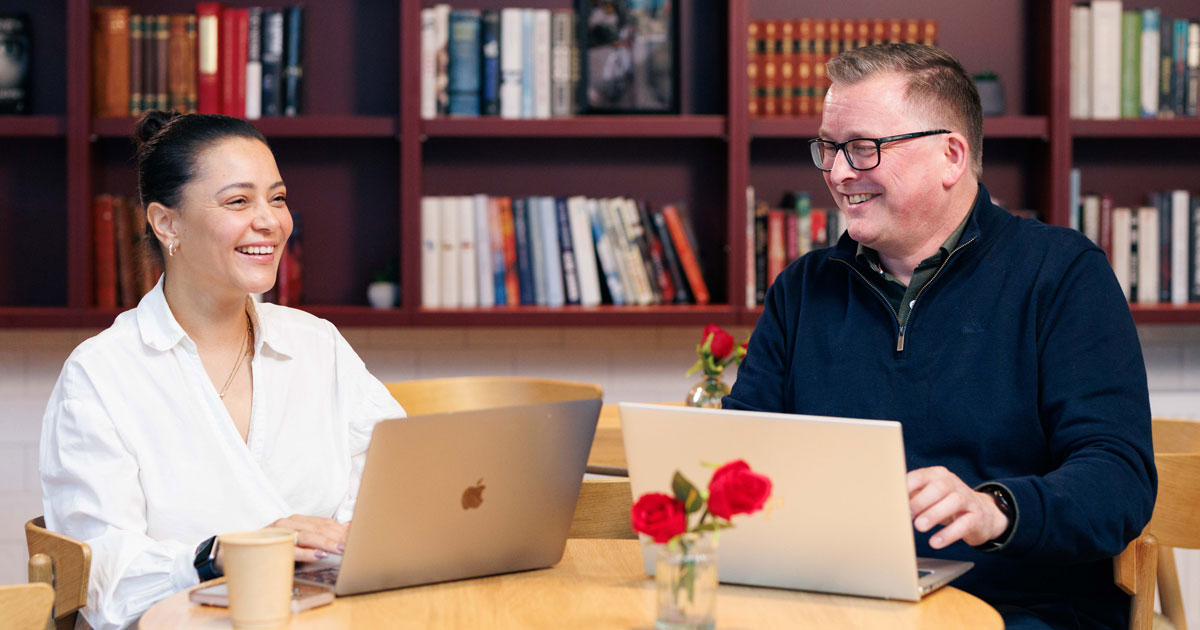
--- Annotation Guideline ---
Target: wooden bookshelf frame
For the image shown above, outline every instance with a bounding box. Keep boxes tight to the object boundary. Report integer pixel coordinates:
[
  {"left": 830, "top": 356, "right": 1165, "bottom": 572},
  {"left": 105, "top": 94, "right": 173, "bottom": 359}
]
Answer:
[{"left": 0, "top": 0, "right": 1195, "bottom": 328}]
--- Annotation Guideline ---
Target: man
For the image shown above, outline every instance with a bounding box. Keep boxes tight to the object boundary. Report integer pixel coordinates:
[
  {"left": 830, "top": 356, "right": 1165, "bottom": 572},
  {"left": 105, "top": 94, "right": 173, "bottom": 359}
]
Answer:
[{"left": 725, "top": 43, "right": 1155, "bottom": 630}]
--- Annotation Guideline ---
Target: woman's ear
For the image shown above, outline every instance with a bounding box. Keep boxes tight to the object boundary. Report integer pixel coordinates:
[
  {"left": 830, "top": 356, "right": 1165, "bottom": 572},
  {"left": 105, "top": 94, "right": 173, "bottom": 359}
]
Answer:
[{"left": 146, "top": 201, "right": 177, "bottom": 246}]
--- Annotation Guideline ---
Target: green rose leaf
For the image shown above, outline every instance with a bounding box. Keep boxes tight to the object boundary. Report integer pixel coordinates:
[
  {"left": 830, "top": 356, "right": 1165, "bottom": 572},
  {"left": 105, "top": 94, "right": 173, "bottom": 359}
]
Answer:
[{"left": 672, "top": 471, "right": 705, "bottom": 513}]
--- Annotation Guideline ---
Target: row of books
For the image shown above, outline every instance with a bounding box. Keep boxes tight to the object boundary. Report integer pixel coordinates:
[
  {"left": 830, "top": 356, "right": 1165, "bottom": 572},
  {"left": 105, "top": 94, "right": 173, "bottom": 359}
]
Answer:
[
  {"left": 747, "top": 17, "right": 939, "bottom": 119},
  {"left": 746, "top": 189, "right": 845, "bottom": 306},
  {"left": 420, "top": 195, "right": 709, "bottom": 309},
  {"left": 91, "top": 195, "right": 160, "bottom": 309},
  {"left": 1073, "top": 187, "right": 1200, "bottom": 304},
  {"left": 422, "top": 6, "right": 578, "bottom": 119},
  {"left": 91, "top": 4, "right": 304, "bottom": 120},
  {"left": 1069, "top": 2, "right": 1199, "bottom": 120}
]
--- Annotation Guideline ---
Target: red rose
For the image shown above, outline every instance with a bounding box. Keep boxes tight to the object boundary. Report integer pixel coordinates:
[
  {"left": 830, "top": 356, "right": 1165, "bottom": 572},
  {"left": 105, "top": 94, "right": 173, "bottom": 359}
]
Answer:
[
  {"left": 701, "top": 324, "right": 735, "bottom": 361},
  {"left": 630, "top": 493, "right": 688, "bottom": 543},
  {"left": 706, "top": 460, "right": 772, "bottom": 521}
]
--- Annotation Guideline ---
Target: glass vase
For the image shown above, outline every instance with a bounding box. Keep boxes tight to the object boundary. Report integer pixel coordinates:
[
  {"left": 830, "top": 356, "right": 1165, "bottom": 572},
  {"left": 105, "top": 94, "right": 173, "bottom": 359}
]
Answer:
[
  {"left": 655, "top": 534, "right": 718, "bottom": 630},
  {"left": 686, "top": 373, "right": 729, "bottom": 408}
]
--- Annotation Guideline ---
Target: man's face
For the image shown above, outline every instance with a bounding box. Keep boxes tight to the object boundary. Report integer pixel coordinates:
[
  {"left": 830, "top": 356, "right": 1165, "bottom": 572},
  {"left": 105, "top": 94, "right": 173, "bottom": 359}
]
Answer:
[{"left": 818, "top": 72, "right": 952, "bottom": 261}]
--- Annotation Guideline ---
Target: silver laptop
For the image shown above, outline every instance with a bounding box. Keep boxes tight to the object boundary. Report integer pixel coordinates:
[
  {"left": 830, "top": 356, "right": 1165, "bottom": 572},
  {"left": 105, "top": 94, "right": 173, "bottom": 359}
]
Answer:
[
  {"left": 619, "top": 403, "right": 972, "bottom": 601},
  {"left": 295, "top": 397, "right": 602, "bottom": 596}
]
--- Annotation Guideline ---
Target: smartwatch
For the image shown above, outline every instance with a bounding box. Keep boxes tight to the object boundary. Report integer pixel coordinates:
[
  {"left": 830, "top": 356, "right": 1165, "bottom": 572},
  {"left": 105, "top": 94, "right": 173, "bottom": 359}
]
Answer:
[
  {"left": 974, "top": 484, "right": 1016, "bottom": 551},
  {"left": 193, "top": 535, "right": 222, "bottom": 582}
]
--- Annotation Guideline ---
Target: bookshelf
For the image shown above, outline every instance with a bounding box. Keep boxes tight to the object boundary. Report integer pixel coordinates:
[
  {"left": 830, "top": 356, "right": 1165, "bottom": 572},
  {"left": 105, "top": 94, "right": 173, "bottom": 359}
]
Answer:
[{"left": 0, "top": 0, "right": 1195, "bottom": 328}]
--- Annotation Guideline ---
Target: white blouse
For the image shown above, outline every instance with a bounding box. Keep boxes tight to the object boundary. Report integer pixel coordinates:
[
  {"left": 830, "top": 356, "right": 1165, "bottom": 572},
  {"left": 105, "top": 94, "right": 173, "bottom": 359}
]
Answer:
[{"left": 40, "top": 279, "right": 405, "bottom": 630}]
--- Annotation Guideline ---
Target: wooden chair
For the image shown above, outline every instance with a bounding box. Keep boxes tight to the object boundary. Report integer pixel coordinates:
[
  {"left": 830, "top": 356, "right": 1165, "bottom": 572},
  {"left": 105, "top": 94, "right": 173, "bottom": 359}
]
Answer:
[
  {"left": 568, "top": 477, "right": 636, "bottom": 539},
  {"left": 0, "top": 583, "right": 55, "bottom": 630},
  {"left": 385, "top": 376, "right": 602, "bottom": 416},
  {"left": 26, "top": 517, "right": 90, "bottom": 630},
  {"left": 1114, "top": 418, "right": 1200, "bottom": 630}
]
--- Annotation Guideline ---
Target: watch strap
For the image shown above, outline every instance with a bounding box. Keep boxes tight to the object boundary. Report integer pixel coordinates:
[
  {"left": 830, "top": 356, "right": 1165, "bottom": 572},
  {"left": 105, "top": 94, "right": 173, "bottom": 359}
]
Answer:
[
  {"left": 973, "top": 483, "right": 1016, "bottom": 552},
  {"left": 194, "top": 535, "right": 222, "bottom": 582}
]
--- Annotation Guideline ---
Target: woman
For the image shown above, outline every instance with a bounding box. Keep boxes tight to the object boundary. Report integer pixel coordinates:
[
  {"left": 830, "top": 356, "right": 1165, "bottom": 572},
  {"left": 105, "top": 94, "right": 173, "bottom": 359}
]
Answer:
[{"left": 39, "top": 111, "right": 405, "bottom": 630}]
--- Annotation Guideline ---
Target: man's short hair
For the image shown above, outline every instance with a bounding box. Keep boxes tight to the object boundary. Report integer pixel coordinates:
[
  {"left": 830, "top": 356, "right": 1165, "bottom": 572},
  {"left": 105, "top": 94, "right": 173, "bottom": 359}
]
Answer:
[{"left": 826, "top": 43, "right": 983, "bottom": 179}]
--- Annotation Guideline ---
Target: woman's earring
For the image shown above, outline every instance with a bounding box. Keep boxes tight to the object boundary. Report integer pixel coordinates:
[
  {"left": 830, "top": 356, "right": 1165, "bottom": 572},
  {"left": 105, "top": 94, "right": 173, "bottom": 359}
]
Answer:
[{"left": 168, "top": 241, "right": 177, "bottom": 257}]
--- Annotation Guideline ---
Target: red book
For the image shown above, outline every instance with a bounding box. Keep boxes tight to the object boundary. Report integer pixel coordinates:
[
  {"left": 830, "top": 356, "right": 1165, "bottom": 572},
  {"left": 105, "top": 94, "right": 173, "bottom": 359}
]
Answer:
[
  {"left": 93, "top": 195, "right": 118, "bottom": 309},
  {"left": 661, "top": 204, "right": 710, "bottom": 305},
  {"left": 1099, "top": 194, "right": 1114, "bottom": 262},
  {"left": 498, "top": 197, "right": 520, "bottom": 306},
  {"left": 220, "top": 8, "right": 248, "bottom": 117},
  {"left": 809, "top": 208, "right": 828, "bottom": 249},
  {"left": 195, "top": 2, "right": 222, "bottom": 113},
  {"left": 767, "top": 210, "right": 785, "bottom": 284}
]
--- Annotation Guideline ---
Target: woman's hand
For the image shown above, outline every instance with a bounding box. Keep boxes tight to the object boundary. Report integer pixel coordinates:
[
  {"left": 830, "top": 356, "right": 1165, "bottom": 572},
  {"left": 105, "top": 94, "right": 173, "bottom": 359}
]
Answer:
[{"left": 268, "top": 514, "right": 349, "bottom": 562}]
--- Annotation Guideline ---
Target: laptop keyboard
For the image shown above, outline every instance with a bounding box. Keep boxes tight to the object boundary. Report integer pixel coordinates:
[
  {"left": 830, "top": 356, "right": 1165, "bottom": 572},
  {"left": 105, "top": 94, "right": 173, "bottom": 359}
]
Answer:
[{"left": 295, "top": 566, "right": 340, "bottom": 586}]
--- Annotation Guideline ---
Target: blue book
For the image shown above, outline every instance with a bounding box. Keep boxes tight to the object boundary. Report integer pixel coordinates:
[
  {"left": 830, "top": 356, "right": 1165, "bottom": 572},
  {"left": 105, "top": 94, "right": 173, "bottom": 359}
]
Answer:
[
  {"left": 489, "top": 199, "right": 508, "bottom": 306},
  {"left": 1173, "top": 19, "right": 1188, "bottom": 116},
  {"left": 538, "top": 197, "right": 566, "bottom": 308},
  {"left": 589, "top": 201, "right": 625, "bottom": 305},
  {"left": 555, "top": 198, "right": 581, "bottom": 305},
  {"left": 528, "top": 196, "right": 547, "bottom": 305},
  {"left": 481, "top": 10, "right": 500, "bottom": 116},
  {"left": 448, "top": 10, "right": 481, "bottom": 116},
  {"left": 521, "top": 9, "right": 535, "bottom": 117},
  {"left": 512, "top": 198, "right": 536, "bottom": 305},
  {"left": 282, "top": 6, "right": 304, "bottom": 116}
]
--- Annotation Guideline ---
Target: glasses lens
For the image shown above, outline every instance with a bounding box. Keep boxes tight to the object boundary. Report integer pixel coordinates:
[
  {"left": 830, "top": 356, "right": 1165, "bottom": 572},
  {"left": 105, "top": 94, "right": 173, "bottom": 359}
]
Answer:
[
  {"left": 811, "top": 141, "right": 837, "bottom": 171},
  {"left": 846, "top": 139, "right": 880, "bottom": 170}
]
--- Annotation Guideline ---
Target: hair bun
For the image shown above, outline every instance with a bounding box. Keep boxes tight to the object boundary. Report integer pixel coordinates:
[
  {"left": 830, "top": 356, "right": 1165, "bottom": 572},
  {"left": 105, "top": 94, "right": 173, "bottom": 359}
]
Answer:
[{"left": 132, "top": 110, "right": 181, "bottom": 147}]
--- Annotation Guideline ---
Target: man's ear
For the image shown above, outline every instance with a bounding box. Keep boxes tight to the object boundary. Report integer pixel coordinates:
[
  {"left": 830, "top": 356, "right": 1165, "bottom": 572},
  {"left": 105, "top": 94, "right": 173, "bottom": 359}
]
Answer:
[
  {"left": 941, "top": 132, "right": 970, "bottom": 188},
  {"left": 146, "top": 201, "right": 178, "bottom": 246}
]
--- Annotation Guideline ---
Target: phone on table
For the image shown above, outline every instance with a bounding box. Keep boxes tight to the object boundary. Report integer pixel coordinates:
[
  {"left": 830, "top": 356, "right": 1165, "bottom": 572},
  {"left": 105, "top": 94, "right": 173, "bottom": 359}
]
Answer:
[{"left": 189, "top": 582, "right": 334, "bottom": 613}]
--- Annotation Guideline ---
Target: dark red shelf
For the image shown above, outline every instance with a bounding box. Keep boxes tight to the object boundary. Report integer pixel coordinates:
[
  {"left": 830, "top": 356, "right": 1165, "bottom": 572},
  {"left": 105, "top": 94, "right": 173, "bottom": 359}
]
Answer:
[
  {"left": 1071, "top": 118, "right": 1200, "bottom": 138},
  {"left": 1129, "top": 304, "right": 1200, "bottom": 325},
  {"left": 301, "top": 305, "right": 411, "bottom": 327},
  {"left": 749, "top": 116, "right": 1048, "bottom": 139},
  {"left": 92, "top": 116, "right": 397, "bottom": 139},
  {"left": 413, "top": 305, "right": 738, "bottom": 327},
  {"left": 422, "top": 116, "right": 727, "bottom": 138},
  {"left": 0, "top": 116, "right": 66, "bottom": 137},
  {"left": 0, "top": 307, "right": 127, "bottom": 328}
]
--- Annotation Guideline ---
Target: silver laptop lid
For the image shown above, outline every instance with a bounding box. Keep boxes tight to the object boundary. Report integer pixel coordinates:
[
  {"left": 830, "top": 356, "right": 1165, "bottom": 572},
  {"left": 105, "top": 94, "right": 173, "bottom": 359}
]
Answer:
[
  {"left": 334, "top": 397, "right": 602, "bottom": 596},
  {"left": 620, "top": 403, "right": 926, "bottom": 601}
]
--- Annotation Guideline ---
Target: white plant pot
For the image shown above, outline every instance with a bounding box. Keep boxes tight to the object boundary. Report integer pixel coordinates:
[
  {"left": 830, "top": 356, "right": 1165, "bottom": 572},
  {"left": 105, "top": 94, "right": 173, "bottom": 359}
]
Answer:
[{"left": 367, "top": 281, "right": 398, "bottom": 309}]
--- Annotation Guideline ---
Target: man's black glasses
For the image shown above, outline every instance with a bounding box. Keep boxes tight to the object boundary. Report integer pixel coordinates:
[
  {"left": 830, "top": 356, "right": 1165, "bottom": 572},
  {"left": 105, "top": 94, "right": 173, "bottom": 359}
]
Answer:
[{"left": 808, "top": 130, "right": 951, "bottom": 172}]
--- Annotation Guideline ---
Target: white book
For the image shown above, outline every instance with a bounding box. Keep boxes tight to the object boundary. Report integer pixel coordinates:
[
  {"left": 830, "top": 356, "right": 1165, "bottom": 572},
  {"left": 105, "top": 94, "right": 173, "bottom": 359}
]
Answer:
[
  {"left": 588, "top": 198, "right": 625, "bottom": 305},
  {"left": 473, "top": 194, "right": 495, "bottom": 308},
  {"left": 746, "top": 186, "right": 757, "bottom": 307},
  {"left": 600, "top": 199, "right": 637, "bottom": 305},
  {"left": 420, "top": 8, "right": 438, "bottom": 119},
  {"left": 567, "top": 196, "right": 602, "bottom": 307},
  {"left": 1137, "top": 205, "right": 1159, "bottom": 305},
  {"left": 1090, "top": 0, "right": 1123, "bottom": 120},
  {"left": 533, "top": 9, "right": 552, "bottom": 119},
  {"left": 1140, "top": 9, "right": 1160, "bottom": 117},
  {"left": 1082, "top": 194, "right": 1102, "bottom": 246},
  {"left": 550, "top": 10, "right": 574, "bottom": 117},
  {"left": 499, "top": 8, "right": 523, "bottom": 119},
  {"left": 433, "top": 4, "right": 451, "bottom": 116},
  {"left": 440, "top": 196, "right": 460, "bottom": 308},
  {"left": 521, "top": 9, "right": 536, "bottom": 118},
  {"left": 1111, "top": 206, "right": 1132, "bottom": 301},
  {"left": 618, "top": 198, "right": 656, "bottom": 305},
  {"left": 1172, "top": 190, "right": 1191, "bottom": 306},
  {"left": 1069, "top": 168, "right": 1081, "bottom": 232},
  {"left": 421, "top": 196, "right": 441, "bottom": 308},
  {"left": 458, "top": 196, "right": 478, "bottom": 308},
  {"left": 245, "top": 9, "right": 262, "bottom": 120},
  {"left": 538, "top": 197, "right": 566, "bottom": 307},
  {"left": 1070, "top": 5, "right": 1091, "bottom": 119}
]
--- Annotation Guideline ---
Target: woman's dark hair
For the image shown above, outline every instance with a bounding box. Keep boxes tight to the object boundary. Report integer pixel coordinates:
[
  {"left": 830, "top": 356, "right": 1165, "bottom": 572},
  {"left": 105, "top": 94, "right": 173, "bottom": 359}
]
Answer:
[{"left": 132, "top": 110, "right": 269, "bottom": 264}]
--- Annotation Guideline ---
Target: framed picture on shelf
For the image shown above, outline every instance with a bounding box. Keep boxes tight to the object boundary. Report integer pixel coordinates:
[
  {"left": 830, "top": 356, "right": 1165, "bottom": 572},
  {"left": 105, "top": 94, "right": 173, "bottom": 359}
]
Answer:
[
  {"left": 577, "top": 0, "right": 678, "bottom": 114},
  {"left": 0, "top": 13, "right": 31, "bottom": 114}
]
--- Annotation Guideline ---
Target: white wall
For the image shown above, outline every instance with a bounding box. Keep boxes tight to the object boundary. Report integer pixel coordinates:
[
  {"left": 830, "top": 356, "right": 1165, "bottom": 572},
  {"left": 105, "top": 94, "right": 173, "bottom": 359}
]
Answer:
[{"left": 1, "top": 324, "right": 1197, "bottom": 626}]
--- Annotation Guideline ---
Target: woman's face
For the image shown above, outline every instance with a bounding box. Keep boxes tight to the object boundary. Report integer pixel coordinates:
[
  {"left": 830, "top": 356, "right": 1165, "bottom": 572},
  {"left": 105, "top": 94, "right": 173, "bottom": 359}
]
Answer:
[{"left": 168, "top": 137, "right": 292, "bottom": 299}]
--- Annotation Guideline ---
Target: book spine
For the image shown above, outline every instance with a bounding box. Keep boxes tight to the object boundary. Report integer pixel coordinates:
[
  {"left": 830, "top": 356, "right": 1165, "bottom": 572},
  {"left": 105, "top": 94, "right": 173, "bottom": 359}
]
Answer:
[
  {"left": 639, "top": 200, "right": 674, "bottom": 305},
  {"left": 421, "top": 196, "right": 441, "bottom": 308},
  {"left": 527, "top": 197, "right": 548, "bottom": 306},
  {"left": 747, "top": 21, "right": 759, "bottom": 118},
  {"left": 1160, "top": 14, "right": 1173, "bottom": 117},
  {"left": 1140, "top": 10, "right": 1160, "bottom": 118},
  {"left": 589, "top": 199, "right": 626, "bottom": 305},
  {"left": 539, "top": 197, "right": 566, "bottom": 308},
  {"left": 1173, "top": 19, "right": 1187, "bottom": 117},
  {"left": 1090, "top": 1, "right": 1122, "bottom": 120},
  {"left": 219, "top": 8, "right": 237, "bottom": 116},
  {"left": 261, "top": 10, "right": 284, "bottom": 116},
  {"left": 533, "top": 9, "right": 551, "bottom": 119},
  {"left": 754, "top": 201, "right": 768, "bottom": 305},
  {"left": 520, "top": 9, "right": 535, "bottom": 118},
  {"left": 1156, "top": 191, "right": 1170, "bottom": 303},
  {"left": 130, "top": 14, "right": 145, "bottom": 115},
  {"left": 153, "top": 15, "right": 169, "bottom": 111},
  {"left": 1191, "top": 196, "right": 1200, "bottom": 302},
  {"left": 1069, "top": 5, "right": 1090, "bottom": 119},
  {"left": 486, "top": 196, "right": 507, "bottom": 306},
  {"left": 282, "top": 6, "right": 304, "bottom": 116},
  {"left": 551, "top": 10, "right": 573, "bottom": 117},
  {"left": 1120, "top": 11, "right": 1141, "bottom": 119},
  {"left": 111, "top": 196, "right": 137, "bottom": 307},
  {"left": 1130, "top": 208, "right": 1140, "bottom": 302},
  {"left": 1172, "top": 190, "right": 1191, "bottom": 305},
  {"left": 1100, "top": 194, "right": 1114, "bottom": 261},
  {"left": 1111, "top": 206, "right": 1132, "bottom": 301},
  {"left": 245, "top": 7, "right": 262, "bottom": 119},
  {"left": 474, "top": 194, "right": 494, "bottom": 308},
  {"left": 481, "top": 10, "right": 501, "bottom": 117},
  {"left": 511, "top": 198, "right": 534, "bottom": 305},
  {"left": 556, "top": 198, "right": 581, "bottom": 306},
  {"left": 447, "top": 9, "right": 482, "bottom": 117},
  {"left": 167, "top": 15, "right": 190, "bottom": 112},
  {"left": 439, "top": 196, "right": 460, "bottom": 308},
  {"left": 499, "top": 197, "right": 520, "bottom": 305},
  {"left": 1189, "top": 22, "right": 1200, "bottom": 117},
  {"left": 653, "top": 206, "right": 691, "bottom": 304},
  {"left": 797, "top": 19, "right": 813, "bottom": 117},
  {"left": 567, "top": 196, "right": 602, "bottom": 307},
  {"left": 778, "top": 20, "right": 794, "bottom": 118},
  {"left": 762, "top": 20, "right": 778, "bottom": 117},
  {"left": 499, "top": 8, "right": 523, "bottom": 119},
  {"left": 662, "top": 204, "right": 710, "bottom": 305},
  {"left": 432, "top": 4, "right": 449, "bottom": 116},
  {"left": 458, "top": 196, "right": 478, "bottom": 308},
  {"left": 91, "top": 8, "right": 131, "bottom": 118},
  {"left": 767, "top": 209, "right": 785, "bottom": 284},
  {"left": 185, "top": 16, "right": 197, "bottom": 112},
  {"left": 93, "top": 195, "right": 118, "bottom": 309},
  {"left": 420, "top": 9, "right": 437, "bottom": 119},
  {"left": 1137, "top": 206, "right": 1158, "bottom": 305}
]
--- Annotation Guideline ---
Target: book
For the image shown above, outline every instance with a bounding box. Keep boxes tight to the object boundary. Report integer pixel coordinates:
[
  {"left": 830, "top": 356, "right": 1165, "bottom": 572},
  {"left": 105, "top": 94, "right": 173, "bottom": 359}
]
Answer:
[
  {"left": 638, "top": 200, "right": 675, "bottom": 305},
  {"left": 512, "top": 197, "right": 535, "bottom": 305},
  {"left": 498, "top": 197, "right": 519, "bottom": 305},
  {"left": 92, "top": 7, "right": 130, "bottom": 118},
  {"left": 245, "top": 7, "right": 263, "bottom": 119},
  {"left": 219, "top": 8, "right": 248, "bottom": 117},
  {"left": 619, "top": 198, "right": 656, "bottom": 305},
  {"left": 1159, "top": 11, "right": 1173, "bottom": 117},
  {"left": 538, "top": 196, "right": 566, "bottom": 308},
  {"left": 1082, "top": 193, "right": 1102, "bottom": 246},
  {"left": 1130, "top": 206, "right": 1140, "bottom": 302},
  {"left": 1172, "top": 190, "right": 1191, "bottom": 306},
  {"left": 447, "top": 10, "right": 481, "bottom": 117},
  {"left": 627, "top": 199, "right": 663, "bottom": 304},
  {"left": 527, "top": 196, "right": 547, "bottom": 305},
  {"left": 421, "top": 196, "right": 440, "bottom": 308},
  {"left": 550, "top": 10, "right": 574, "bottom": 117},
  {"left": 440, "top": 196, "right": 460, "bottom": 308},
  {"left": 0, "top": 13, "right": 30, "bottom": 114},
  {"left": 457, "top": 196, "right": 477, "bottom": 308},
  {"left": 555, "top": 198, "right": 581, "bottom": 306},
  {"left": 1140, "top": 9, "right": 1160, "bottom": 118},
  {"left": 1191, "top": 196, "right": 1200, "bottom": 302},
  {"left": 93, "top": 195, "right": 118, "bottom": 309},
  {"left": 520, "top": 9, "right": 535, "bottom": 118},
  {"left": 1068, "top": 168, "right": 1081, "bottom": 232},
  {"left": 419, "top": 8, "right": 437, "bottom": 119},
  {"left": 261, "top": 9, "right": 284, "bottom": 116},
  {"left": 1069, "top": 4, "right": 1090, "bottom": 119},
  {"left": 567, "top": 196, "right": 602, "bottom": 307},
  {"left": 282, "top": 6, "right": 304, "bottom": 116},
  {"left": 746, "top": 21, "right": 759, "bottom": 118},
  {"left": 1137, "top": 205, "right": 1158, "bottom": 305},
  {"left": 1090, "top": 0, "right": 1122, "bottom": 120},
  {"left": 130, "top": 13, "right": 144, "bottom": 115},
  {"left": 1155, "top": 191, "right": 1169, "bottom": 303},
  {"left": 745, "top": 186, "right": 757, "bottom": 307},
  {"left": 1111, "top": 206, "right": 1132, "bottom": 300},
  {"left": 168, "top": 14, "right": 197, "bottom": 113},
  {"left": 754, "top": 200, "right": 768, "bottom": 305},
  {"left": 1189, "top": 22, "right": 1199, "bottom": 117},
  {"left": 473, "top": 194, "right": 494, "bottom": 308},
  {"left": 112, "top": 196, "right": 138, "bottom": 308},
  {"left": 499, "top": 8, "right": 522, "bottom": 119},
  {"left": 195, "top": 2, "right": 221, "bottom": 114},
  {"left": 486, "top": 196, "right": 507, "bottom": 306},
  {"left": 661, "top": 204, "right": 710, "bottom": 305},
  {"left": 589, "top": 198, "right": 626, "bottom": 305},
  {"left": 533, "top": 9, "right": 551, "bottom": 119},
  {"left": 1120, "top": 10, "right": 1141, "bottom": 119},
  {"left": 1171, "top": 18, "right": 1187, "bottom": 116},
  {"left": 481, "top": 10, "right": 500, "bottom": 116},
  {"left": 152, "top": 15, "right": 169, "bottom": 111}
]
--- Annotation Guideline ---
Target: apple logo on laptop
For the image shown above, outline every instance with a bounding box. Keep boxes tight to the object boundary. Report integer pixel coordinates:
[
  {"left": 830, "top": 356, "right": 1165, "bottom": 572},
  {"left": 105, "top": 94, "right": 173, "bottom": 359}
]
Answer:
[{"left": 461, "top": 478, "right": 485, "bottom": 510}]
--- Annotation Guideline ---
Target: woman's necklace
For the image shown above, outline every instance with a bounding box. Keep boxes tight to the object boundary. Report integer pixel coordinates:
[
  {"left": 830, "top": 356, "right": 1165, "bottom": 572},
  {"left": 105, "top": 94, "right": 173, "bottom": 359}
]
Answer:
[{"left": 218, "top": 314, "right": 254, "bottom": 399}]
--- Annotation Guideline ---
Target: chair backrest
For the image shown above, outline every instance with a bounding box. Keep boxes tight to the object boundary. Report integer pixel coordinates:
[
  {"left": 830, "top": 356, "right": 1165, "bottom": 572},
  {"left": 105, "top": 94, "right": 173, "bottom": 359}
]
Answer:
[
  {"left": 25, "top": 517, "right": 90, "bottom": 630},
  {"left": 0, "top": 583, "right": 55, "bottom": 630},
  {"left": 385, "top": 376, "right": 603, "bottom": 416},
  {"left": 1115, "top": 418, "right": 1200, "bottom": 630},
  {"left": 568, "top": 477, "right": 636, "bottom": 539}
]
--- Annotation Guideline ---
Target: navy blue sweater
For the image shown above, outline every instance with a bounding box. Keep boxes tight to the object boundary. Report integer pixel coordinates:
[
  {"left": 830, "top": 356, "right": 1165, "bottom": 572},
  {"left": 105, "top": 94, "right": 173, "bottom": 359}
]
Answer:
[{"left": 726, "top": 184, "right": 1156, "bottom": 629}]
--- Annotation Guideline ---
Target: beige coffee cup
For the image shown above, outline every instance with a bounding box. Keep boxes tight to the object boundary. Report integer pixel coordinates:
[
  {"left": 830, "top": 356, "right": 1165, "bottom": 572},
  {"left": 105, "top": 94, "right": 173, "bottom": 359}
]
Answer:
[{"left": 218, "top": 527, "right": 296, "bottom": 630}]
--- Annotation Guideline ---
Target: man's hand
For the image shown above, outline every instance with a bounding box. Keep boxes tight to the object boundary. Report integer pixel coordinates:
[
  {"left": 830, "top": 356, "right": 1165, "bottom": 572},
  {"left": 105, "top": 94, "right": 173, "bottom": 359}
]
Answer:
[
  {"left": 907, "top": 466, "right": 1009, "bottom": 549},
  {"left": 268, "top": 514, "right": 349, "bottom": 562}
]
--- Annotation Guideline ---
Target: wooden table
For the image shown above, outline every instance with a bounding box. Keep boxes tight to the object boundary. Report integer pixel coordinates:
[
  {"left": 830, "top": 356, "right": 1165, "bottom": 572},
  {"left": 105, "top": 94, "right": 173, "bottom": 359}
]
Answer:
[
  {"left": 587, "top": 403, "right": 628, "bottom": 471},
  {"left": 140, "top": 540, "right": 1002, "bottom": 630}
]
